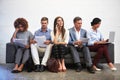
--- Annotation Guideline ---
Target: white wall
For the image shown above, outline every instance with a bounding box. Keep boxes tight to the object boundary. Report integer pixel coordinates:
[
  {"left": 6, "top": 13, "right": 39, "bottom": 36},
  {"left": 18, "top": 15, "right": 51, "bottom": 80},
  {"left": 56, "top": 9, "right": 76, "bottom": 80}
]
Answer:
[{"left": 0, "top": 0, "right": 120, "bottom": 63}]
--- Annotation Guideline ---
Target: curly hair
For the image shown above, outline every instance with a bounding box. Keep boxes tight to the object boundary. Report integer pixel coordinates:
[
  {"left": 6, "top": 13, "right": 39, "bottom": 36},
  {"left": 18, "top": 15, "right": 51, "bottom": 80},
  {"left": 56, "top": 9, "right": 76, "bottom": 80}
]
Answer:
[{"left": 14, "top": 18, "right": 28, "bottom": 31}]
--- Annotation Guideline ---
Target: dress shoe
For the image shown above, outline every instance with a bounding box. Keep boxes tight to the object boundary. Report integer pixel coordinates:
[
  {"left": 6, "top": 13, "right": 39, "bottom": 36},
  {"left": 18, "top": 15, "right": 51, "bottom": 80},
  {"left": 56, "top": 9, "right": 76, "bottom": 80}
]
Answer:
[
  {"left": 76, "top": 62, "right": 81, "bottom": 67},
  {"left": 76, "top": 63, "right": 82, "bottom": 72},
  {"left": 40, "top": 65, "right": 45, "bottom": 72},
  {"left": 87, "top": 66, "right": 95, "bottom": 73},
  {"left": 34, "top": 65, "right": 40, "bottom": 72},
  {"left": 76, "top": 66, "right": 82, "bottom": 72},
  {"left": 11, "top": 70, "right": 18, "bottom": 73}
]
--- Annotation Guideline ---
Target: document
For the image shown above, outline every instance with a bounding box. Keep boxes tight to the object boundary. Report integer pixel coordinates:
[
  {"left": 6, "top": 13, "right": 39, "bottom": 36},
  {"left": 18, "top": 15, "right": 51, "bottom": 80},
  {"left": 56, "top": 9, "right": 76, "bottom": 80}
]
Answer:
[
  {"left": 80, "top": 38, "right": 89, "bottom": 43},
  {"left": 13, "top": 38, "right": 28, "bottom": 45},
  {"left": 34, "top": 36, "right": 47, "bottom": 47}
]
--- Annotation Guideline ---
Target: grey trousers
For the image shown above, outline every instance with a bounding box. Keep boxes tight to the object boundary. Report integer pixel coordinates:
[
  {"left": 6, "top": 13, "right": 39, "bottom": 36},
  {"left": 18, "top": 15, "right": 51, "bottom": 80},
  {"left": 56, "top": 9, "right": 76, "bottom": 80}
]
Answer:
[
  {"left": 69, "top": 45, "right": 92, "bottom": 67},
  {"left": 15, "top": 48, "right": 30, "bottom": 65}
]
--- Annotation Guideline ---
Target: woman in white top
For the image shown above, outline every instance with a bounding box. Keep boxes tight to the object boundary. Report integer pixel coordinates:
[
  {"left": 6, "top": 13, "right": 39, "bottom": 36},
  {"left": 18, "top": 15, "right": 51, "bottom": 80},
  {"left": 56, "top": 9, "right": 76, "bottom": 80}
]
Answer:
[
  {"left": 51, "top": 16, "right": 69, "bottom": 72},
  {"left": 88, "top": 18, "right": 117, "bottom": 71}
]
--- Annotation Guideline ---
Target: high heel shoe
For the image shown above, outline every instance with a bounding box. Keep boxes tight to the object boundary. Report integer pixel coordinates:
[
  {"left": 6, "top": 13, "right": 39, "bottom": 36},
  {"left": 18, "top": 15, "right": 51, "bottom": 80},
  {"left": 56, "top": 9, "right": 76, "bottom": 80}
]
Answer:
[
  {"left": 110, "top": 67, "right": 117, "bottom": 71},
  {"left": 93, "top": 67, "right": 101, "bottom": 71},
  {"left": 62, "top": 69, "right": 67, "bottom": 72},
  {"left": 58, "top": 68, "right": 62, "bottom": 72},
  {"left": 11, "top": 70, "right": 18, "bottom": 73},
  {"left": 93, "top": 66, "right": 101, "bottom": 71}
]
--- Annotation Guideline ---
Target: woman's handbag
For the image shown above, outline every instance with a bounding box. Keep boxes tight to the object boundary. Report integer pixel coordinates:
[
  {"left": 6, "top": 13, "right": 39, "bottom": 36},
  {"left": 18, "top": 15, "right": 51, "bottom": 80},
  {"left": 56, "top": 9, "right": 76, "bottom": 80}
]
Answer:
[{"left": 47, "top": 58, "right": 59, "bottom": 73}]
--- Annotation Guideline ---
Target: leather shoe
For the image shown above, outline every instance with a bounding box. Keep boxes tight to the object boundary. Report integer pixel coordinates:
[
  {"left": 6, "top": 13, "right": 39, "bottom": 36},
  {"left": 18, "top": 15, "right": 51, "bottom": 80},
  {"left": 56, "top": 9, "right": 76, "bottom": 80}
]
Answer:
[
  {"left": 34, "top": 65, "right": 40, "bottom": 72},
  {"left": 76, "top": 66, "right": 82, "bottom": 72},
  {"left": 87, "top": 66, "right": 95, "bottom": 74},
  {"left": 40, "top": 65, "right": 45, "bottom": 72}
]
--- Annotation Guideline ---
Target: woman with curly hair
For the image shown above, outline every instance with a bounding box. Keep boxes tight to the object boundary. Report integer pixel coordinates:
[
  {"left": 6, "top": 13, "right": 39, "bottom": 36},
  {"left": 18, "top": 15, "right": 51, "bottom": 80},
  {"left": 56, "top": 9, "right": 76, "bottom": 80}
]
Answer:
[{"left": 11, "top": 18, "right": 33, "bottom": 73}]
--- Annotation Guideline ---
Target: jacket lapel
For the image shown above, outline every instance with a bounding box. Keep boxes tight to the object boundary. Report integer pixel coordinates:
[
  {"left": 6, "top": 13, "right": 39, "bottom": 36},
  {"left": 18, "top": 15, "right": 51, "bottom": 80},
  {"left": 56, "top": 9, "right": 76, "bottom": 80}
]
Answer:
[{"left": 80, "top": 29, "right": 83, "bottom": 38}]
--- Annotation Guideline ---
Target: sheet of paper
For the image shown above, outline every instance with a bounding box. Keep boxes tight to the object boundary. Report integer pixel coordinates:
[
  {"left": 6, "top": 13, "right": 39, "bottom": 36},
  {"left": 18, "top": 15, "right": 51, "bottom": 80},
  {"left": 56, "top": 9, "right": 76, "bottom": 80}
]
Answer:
[
  {"left": 34, "top": 36, "right": 47, "bottom": 47},
  {"left": 13, "top": 38, "right": 28, "bottom": 45},
  {"left": 80, "top": 38, "right": 89, "bottom": 43}
]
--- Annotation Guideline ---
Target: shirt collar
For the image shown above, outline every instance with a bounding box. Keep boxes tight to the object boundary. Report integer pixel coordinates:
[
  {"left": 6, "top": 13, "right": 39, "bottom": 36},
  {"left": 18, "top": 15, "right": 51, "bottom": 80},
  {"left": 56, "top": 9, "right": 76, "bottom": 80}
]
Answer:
[
  {"left": 91, "top": 28, "right": 98, "bottom": 33},
  {"left": 74, "top": 27, "right": 81, "bottom": 33},
  {"left": 39, "top": 28, "right": 48, "bottom": 32}
]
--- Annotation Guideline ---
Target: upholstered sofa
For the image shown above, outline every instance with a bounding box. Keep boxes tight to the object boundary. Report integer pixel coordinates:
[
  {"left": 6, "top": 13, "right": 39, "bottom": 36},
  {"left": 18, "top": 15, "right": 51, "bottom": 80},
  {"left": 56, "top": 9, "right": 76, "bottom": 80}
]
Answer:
[{"left": 6, "top": 43, "right": 114, "bottom": 64}]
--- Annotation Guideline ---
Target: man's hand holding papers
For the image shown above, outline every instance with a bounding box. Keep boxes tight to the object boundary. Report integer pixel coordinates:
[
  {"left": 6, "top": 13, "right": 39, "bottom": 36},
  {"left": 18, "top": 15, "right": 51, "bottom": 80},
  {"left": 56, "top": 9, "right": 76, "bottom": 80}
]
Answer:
[{"left": 34, "top": 36, "right": 47, "bottom": 47}]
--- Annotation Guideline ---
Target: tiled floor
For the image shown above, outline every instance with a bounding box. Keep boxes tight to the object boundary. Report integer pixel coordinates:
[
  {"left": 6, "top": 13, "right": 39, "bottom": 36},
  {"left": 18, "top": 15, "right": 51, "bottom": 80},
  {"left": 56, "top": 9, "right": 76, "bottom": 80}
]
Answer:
[{"left": 0, "top": 64, "right": 120, "bottom": 80}]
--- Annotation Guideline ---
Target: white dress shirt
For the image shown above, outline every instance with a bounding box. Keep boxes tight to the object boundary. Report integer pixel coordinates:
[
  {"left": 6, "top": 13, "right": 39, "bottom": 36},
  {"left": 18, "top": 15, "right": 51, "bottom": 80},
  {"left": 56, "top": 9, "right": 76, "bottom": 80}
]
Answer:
[{"left": 74, "top": 27, "right": 81, "bottom": 40}]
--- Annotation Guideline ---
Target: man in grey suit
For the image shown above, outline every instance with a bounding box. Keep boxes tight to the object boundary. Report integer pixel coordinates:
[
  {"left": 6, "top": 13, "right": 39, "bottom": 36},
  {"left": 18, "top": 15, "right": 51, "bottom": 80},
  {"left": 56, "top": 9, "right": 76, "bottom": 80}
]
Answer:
[{"left": 69, "top": 17, "right": 95, "bottom": 73}]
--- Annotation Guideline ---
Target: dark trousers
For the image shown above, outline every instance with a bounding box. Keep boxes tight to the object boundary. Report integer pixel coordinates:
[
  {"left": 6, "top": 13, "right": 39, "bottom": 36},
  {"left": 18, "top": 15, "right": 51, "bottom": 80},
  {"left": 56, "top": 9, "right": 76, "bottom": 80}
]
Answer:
[
  {"left": 69, "top": 45, "right": 92, "bottom": 67},
  {"left": 89, "top": 44, "right": 111, "bottom": 66},
  {"left": 52, "top": 44, "right": 67, "bottom": 59}
]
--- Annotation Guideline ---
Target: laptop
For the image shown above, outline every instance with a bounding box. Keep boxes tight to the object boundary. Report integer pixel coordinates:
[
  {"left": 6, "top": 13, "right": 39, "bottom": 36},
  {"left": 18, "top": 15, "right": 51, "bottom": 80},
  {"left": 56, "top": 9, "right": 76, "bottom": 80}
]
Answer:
[{"left": 106, "top": 31, "right": 115, "bottom": 43}]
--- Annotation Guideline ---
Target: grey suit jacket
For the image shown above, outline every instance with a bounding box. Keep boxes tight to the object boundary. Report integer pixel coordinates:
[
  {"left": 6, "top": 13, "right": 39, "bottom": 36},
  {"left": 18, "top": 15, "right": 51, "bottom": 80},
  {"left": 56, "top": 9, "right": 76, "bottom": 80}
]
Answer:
[{"left": 68, "top": 27, "right": 87, "bottom": 46}]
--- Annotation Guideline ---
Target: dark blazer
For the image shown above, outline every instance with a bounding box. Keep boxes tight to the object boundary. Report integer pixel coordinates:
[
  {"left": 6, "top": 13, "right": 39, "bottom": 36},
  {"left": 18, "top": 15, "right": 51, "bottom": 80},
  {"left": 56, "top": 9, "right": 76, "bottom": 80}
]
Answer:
[{"left": 68, "top": 27, "right": 87, "bottom": 45}]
